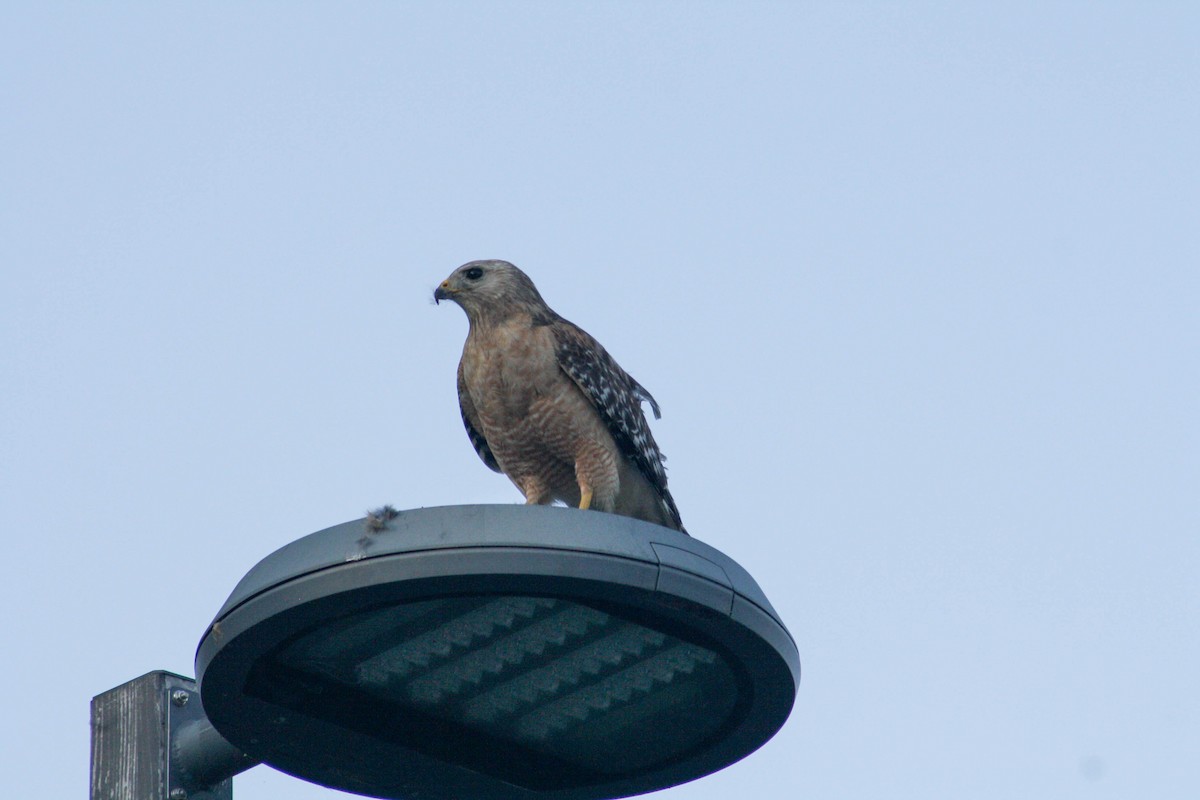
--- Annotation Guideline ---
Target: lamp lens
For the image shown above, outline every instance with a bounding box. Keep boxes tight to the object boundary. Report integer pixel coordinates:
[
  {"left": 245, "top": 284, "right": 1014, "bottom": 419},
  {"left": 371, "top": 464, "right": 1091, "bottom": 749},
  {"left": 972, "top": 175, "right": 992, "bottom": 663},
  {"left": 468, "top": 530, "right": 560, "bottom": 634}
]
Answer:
[{"left": 250, "top": 595, "right": 741, "bottom": 788}]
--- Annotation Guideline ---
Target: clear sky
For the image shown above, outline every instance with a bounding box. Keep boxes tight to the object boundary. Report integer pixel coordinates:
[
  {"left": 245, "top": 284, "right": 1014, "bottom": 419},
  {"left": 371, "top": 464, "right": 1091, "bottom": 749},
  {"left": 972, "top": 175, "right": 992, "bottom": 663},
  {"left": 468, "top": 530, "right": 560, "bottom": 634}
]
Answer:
[{"left": 2, "top": 3, "right": 1196, "bottom": 798}]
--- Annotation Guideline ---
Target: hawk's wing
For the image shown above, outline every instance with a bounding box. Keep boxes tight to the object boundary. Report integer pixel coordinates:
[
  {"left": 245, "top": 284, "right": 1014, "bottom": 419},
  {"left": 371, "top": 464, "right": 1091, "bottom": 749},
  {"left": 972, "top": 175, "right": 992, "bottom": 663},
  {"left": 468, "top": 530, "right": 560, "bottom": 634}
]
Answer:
[
  {"left": 551, "top": 321, "right": 683, "bottom": 529},
  {"left": 457, "top": 359, "right": 502, "bottom": 473}
]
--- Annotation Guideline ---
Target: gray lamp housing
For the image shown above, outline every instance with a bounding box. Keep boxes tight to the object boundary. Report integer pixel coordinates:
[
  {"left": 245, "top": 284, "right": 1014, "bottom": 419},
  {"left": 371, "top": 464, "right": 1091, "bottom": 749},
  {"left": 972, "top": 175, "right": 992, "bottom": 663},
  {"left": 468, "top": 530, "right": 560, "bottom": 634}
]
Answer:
[{"left": 196, "top": 505, "right": 799, "bottom": 800}]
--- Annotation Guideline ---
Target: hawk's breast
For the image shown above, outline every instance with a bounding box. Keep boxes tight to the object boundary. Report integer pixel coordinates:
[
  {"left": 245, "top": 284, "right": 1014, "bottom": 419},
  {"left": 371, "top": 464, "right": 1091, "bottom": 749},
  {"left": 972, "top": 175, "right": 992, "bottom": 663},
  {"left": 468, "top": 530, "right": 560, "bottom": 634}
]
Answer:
[{"left": 461, "top": 318, "right": 616, "bottom": 479}]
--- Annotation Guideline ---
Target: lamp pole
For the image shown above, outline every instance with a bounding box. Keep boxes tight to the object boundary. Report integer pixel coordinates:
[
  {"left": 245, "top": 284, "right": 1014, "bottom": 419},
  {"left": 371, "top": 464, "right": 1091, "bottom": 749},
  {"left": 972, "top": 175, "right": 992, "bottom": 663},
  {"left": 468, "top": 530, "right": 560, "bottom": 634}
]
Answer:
[{"left": 90, "top": 671, "right": 258, "bottom": 800}]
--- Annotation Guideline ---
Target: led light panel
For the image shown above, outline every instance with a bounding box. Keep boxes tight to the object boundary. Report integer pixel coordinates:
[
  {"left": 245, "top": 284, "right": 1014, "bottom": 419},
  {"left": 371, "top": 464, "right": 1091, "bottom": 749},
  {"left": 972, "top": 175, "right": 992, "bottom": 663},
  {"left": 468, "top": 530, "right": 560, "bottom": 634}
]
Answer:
[{"left": 262, "top": 596, "right": 739, "bottom": 778}]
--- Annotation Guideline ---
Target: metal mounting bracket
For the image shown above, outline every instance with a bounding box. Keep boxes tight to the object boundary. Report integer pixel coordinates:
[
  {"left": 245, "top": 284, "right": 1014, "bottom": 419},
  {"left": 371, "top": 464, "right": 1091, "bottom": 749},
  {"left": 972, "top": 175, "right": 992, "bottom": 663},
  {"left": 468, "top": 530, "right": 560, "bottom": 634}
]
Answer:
[{"left": 166, "top": 676, "right": 234, "bottom": 800}]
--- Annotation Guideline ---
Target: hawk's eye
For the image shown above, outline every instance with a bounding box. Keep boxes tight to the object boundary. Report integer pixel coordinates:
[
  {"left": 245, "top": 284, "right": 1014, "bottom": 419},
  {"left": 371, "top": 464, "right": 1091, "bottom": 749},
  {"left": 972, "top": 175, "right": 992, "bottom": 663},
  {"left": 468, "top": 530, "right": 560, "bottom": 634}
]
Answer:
[{"left": 464, "top": 267, "right": 484, "bottom": 280}]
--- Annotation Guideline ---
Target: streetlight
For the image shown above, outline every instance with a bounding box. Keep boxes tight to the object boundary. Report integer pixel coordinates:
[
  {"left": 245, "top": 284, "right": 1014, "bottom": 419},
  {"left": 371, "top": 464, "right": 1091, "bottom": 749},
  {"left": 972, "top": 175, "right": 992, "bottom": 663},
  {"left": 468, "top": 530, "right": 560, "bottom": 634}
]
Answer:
[{"left": 91, "top": 505, "right": 799, "bottom": 800}]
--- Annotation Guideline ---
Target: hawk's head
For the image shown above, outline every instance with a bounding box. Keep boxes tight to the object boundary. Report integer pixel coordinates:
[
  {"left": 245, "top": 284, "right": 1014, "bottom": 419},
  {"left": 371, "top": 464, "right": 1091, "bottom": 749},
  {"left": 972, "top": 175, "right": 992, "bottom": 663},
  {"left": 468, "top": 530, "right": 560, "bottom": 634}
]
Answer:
[{"left": 434, "top": 260, "right": 550, "bottom": 323}]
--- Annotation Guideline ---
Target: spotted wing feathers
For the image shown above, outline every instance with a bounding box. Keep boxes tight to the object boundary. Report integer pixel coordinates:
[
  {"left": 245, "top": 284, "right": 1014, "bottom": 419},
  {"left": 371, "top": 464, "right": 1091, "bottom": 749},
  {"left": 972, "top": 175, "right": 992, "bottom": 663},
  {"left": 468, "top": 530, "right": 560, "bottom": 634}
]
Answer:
[{"left": 552, "top": 322, "right": 684, "bottom": 531}]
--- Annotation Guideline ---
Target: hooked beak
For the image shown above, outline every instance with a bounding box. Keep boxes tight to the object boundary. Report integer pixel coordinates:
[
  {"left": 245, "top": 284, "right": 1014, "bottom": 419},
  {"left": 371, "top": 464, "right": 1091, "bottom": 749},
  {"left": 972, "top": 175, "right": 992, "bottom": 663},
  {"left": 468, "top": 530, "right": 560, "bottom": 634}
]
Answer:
[{"left": 433, "top": 280, "right": 453, "bottom": 304}]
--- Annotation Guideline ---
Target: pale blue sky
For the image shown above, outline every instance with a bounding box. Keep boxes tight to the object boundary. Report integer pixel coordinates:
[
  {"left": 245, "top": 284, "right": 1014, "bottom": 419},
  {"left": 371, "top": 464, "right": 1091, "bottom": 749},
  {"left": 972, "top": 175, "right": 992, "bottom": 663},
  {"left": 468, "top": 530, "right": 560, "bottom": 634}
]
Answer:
[{"left": 1, "top": 3, "right": 1196, "bottom": 798}]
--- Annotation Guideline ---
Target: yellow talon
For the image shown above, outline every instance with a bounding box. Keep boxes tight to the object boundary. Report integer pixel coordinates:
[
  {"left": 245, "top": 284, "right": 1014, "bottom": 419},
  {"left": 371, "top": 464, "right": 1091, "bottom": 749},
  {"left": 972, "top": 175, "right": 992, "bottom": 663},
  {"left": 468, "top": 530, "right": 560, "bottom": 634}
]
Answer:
[{"left": 579, "top": 488, "right": 593, "bottom": 510}]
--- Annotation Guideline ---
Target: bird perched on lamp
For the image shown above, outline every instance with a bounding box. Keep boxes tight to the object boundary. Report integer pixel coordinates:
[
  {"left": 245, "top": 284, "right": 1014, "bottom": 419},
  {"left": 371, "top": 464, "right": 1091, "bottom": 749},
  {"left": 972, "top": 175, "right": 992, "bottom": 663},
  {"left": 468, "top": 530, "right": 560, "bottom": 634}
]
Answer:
[{"left": 434, "top": 260, "right": 685, "bottom": 533}]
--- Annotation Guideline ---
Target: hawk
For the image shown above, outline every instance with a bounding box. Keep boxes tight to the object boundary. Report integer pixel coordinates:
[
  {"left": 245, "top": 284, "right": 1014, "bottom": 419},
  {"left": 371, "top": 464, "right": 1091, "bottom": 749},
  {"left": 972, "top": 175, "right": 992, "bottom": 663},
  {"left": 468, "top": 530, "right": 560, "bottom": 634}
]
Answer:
[{"left": 434, "top": 260, "right": 686, "bottom": 533}]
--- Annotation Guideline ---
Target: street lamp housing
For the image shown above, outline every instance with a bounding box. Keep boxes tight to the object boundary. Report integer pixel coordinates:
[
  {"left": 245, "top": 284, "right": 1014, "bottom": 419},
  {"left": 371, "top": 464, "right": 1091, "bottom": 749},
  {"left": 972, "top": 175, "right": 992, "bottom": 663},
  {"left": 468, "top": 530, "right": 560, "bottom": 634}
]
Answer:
[{"left": 196, "top": 505, "right": 799, "bottom": 800}]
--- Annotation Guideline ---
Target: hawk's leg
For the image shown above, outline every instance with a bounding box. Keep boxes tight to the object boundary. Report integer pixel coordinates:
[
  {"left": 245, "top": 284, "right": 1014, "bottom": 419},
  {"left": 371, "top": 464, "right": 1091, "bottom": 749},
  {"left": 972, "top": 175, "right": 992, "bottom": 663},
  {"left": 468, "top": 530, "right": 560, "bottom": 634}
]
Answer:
[
  {"left": 517, "top": 476, "right": 554, "bottom": 506},
  {"left": 574, "top": 446, "right": 617, "bottom": 513}
]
